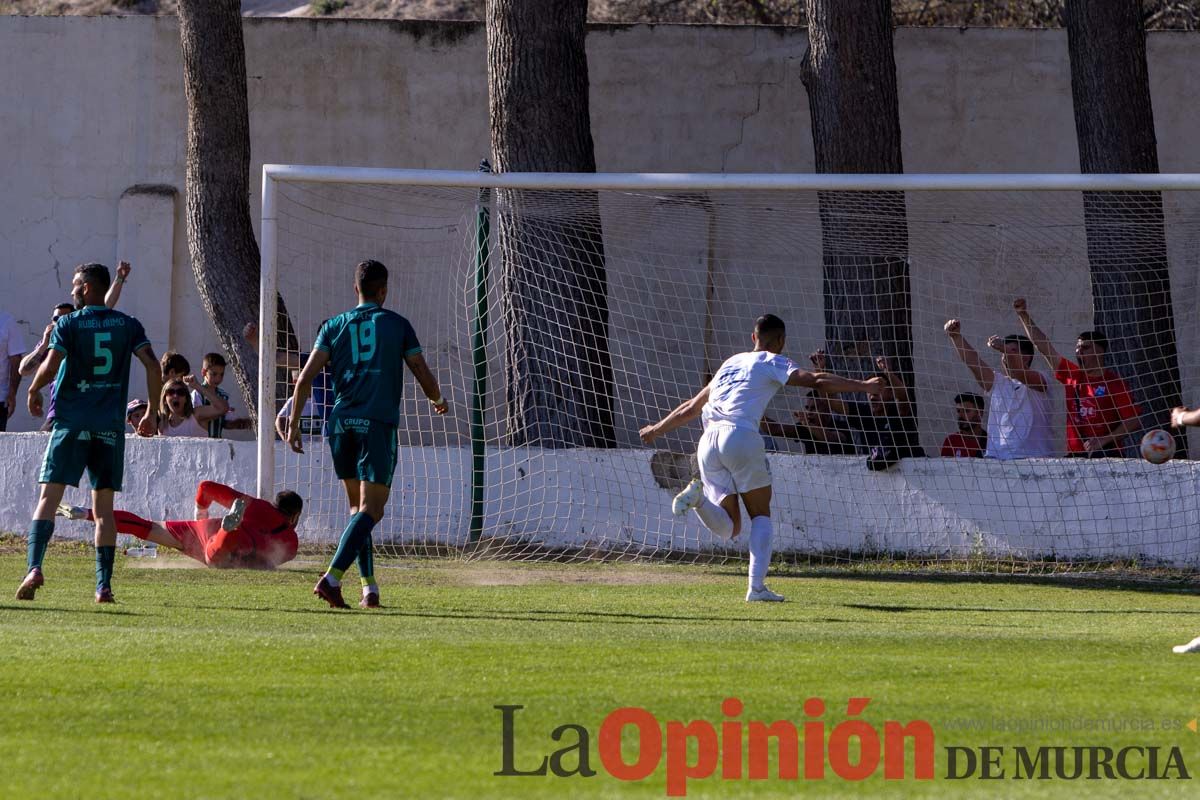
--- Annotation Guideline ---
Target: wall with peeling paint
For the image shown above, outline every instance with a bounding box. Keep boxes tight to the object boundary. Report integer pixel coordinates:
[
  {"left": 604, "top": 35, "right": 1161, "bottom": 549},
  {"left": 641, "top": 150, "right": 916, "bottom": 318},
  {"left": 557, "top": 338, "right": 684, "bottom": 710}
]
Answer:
[{"left": 0, "top": 432, "right": 1195, "bottom": 566}]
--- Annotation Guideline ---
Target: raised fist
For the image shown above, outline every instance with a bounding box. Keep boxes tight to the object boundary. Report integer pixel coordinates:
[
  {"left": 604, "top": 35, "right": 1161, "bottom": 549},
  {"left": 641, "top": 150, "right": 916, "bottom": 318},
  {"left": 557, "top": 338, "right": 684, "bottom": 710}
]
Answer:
[
  {"left": 1013, "top": 297, "right": 1027, "bottom": 314},
  {"left": 944, "top": 319, "right": 961, "bottom": 335}
]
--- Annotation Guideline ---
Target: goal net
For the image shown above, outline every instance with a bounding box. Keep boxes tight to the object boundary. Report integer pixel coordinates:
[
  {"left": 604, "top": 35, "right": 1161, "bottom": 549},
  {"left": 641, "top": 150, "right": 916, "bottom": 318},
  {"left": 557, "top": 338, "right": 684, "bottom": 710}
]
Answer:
[{"left": 260, "top": 168, "right": 1200, "bottom": 574}]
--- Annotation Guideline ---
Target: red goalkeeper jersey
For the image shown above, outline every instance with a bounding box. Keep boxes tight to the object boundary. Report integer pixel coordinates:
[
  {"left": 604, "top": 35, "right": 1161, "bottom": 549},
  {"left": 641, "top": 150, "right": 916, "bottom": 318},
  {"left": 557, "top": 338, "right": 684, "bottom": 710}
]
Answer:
[{"left": 192, "top": 481, "right": 298, "bottom": 569}]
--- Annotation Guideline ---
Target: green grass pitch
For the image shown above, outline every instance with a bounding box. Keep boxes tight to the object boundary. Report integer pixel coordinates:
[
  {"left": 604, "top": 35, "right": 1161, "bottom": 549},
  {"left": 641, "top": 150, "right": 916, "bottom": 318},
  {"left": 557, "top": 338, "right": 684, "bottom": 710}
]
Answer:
[{"left": 1, "top": 549, "right": 1198, "bottom": 798}]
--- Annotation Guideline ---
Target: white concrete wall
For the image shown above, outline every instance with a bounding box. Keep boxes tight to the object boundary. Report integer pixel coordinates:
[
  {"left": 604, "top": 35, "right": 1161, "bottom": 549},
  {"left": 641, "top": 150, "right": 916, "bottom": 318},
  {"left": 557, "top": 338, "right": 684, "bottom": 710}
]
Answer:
[
  {"left": 0, "top": 433, "right": 1195, "bottom": 567},
  {"left": 2, "top": 18, "right": 1200, "bottom": 558}
]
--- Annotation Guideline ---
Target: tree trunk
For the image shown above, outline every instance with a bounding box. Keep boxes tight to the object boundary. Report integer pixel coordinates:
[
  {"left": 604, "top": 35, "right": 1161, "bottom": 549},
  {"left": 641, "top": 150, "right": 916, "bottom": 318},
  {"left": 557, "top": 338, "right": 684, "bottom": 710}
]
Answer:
[
  {"left": 800, "top": 0, "right": 913, "bottom": 391},
  {"left": 1065, "top": 0, "right": 1183, "bottom": 454},
  {"left": 487, "top": 0, "right": 615, "bottom": 447},
  {"left": 178, "top": 0, "right": 297, "bottom": 428}
]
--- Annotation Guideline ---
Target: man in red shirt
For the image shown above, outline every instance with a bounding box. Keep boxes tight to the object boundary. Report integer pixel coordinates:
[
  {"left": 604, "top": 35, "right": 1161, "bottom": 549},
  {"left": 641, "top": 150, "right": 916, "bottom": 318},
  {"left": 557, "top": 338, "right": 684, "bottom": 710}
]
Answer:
[
  {"left": 57, "top": 481, "right": 302, "bottom": 570},
  {"left": 1015, "top": 298, "right": 1141, "bottom": 457},
  {"left": 940, "top": 392, "right": 987, "bottom": 457}
]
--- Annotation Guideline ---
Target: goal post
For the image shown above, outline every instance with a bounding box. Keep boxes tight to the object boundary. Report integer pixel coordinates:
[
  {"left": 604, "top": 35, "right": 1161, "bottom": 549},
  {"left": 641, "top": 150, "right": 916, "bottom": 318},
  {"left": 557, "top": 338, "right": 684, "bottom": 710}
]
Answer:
[{"left": 259, "top": 166, "right": 1200, "bottom": 573}]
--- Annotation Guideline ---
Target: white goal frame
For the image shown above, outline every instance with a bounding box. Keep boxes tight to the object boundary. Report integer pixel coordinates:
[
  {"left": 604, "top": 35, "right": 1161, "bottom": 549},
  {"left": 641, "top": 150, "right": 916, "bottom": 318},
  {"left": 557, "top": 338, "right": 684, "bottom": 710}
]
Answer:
[{"left": 257, "top": 166, "right": 1200, "bottom": 500}]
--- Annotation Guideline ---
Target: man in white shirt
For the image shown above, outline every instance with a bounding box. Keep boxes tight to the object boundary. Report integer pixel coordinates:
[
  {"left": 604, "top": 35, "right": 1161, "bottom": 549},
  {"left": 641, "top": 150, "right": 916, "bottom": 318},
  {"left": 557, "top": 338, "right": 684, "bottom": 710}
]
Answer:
[
  {"left": 0, "top": 309, "right": 28, "bottom": 432},
  {"left": 640, "top": 314, "right": 885, "bottom": 602},
  {"left": 944, "top": 320, "right": 1055, "bottom": 459}
]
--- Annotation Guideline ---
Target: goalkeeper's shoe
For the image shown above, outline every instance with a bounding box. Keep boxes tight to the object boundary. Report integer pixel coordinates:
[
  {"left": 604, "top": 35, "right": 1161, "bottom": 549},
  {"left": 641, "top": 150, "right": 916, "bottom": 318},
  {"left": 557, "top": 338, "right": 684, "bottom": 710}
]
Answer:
[
  {"left": 56, "top": 503, "right": 88, "bottom": 521},
  {"left": 1173, "top": 635, "right": 1200, "bottom": 654},
  {"left": 95, "top": 587, "right": 116, "bottom": 604},
  {"left": 221, "top": 498, "right": 248, "bottom": 532},
  {"left": 313, "top": 575, "right": 350, "bottom": 609},
  {"left": 360, "top": 590, "right": 381, "bottom": 609},
  {"left": 15, "top": 568, "right": 44, "bottom": 601},
  {"left": 672, "top": 479, "right": 704, "bottom": 516},
  {"left": 746, "top": 585, "right": 785, "bottom": 603}
]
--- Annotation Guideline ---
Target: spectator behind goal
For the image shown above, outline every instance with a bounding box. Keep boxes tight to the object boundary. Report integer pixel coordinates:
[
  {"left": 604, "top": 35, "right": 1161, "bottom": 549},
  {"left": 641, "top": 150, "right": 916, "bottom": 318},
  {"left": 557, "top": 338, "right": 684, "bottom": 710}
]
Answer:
[
  {"left": 842, "top": 355, "right": 925, "bottom": 471},
  {"left": 191, "top": 352, "right": 251, "bottom": 438},
  {"left": 941, "top": 392, "right": 987, "bottom": 458},
  {"left": 161, "top": 351, "right": 191, "bottom": 384},
  {"left": 944, "top": 319, "right": 1054, "bottom": 459},
  {"left": 1014, "top": 299, "right": 1141, "bottom": 457}
]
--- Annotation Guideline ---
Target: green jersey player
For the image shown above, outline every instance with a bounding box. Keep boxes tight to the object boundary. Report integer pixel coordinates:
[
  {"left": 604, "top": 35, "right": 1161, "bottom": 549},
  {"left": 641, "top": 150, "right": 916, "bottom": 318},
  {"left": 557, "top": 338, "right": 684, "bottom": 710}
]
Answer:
[
  {"left": 17, "top": 263, "right": 162, "bottom": 604},
  {"left": 287, "top": 259, "right": 447, "bottom": 609}
]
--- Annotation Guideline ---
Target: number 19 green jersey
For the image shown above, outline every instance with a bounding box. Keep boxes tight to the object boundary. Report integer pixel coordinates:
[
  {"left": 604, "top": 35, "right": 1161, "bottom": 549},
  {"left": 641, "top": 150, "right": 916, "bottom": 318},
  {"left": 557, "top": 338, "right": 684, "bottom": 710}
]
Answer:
[
  {"left": 49, "top": 305, "right": 151, "bottom": 431},
  {"left": 315, "top": 302, "right": 422, "bottom": 428}
]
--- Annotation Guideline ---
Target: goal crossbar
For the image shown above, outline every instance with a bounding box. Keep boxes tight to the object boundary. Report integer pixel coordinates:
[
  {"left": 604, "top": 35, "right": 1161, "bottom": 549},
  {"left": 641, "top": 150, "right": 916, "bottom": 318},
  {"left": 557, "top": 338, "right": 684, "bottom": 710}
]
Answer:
[{"left": 261, "top": 165, "right": 1200, "bottom": 193}]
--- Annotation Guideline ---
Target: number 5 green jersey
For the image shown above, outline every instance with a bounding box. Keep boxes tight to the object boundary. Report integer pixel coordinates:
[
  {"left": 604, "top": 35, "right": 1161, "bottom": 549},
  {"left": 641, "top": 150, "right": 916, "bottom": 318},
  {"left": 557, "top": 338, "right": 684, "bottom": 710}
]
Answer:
[
  {"left": 49, "top": 305, "right": 151, "bottom": 431},
  {"left": 315, "top": 302, "right": 423, "bottom": 428}
]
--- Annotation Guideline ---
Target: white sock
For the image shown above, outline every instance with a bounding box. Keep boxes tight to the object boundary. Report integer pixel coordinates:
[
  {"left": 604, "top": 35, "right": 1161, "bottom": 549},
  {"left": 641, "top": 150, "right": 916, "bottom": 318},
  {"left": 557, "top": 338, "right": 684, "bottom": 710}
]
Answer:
[
  {"left": 748, "top": 516, "right": 773, "bottom": 591},
  {"left": 324, "top": 572, "right": 341, "bottom": 588},
  {"left": 693, "top": 498, "right": 734, "bottom": 539},
  {"left": 364, "top": 583, "right": 378, "bottom": 595}
]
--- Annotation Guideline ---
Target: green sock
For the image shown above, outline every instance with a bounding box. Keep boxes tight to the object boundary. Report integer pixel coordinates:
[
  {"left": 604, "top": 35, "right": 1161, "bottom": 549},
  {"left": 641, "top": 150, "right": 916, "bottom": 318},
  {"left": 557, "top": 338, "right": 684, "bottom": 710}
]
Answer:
[
  {"left": 95, "top": 546, "right": 116, "bottom": 591},
  {"left": 329, "top": 513, "right": 377, "bottom": 575},
  {"left": 27, "top": 519, "right": 54, "bottom": 572},
  {"left": 356, "top": 533, "right": 374, "bottom": 588}
]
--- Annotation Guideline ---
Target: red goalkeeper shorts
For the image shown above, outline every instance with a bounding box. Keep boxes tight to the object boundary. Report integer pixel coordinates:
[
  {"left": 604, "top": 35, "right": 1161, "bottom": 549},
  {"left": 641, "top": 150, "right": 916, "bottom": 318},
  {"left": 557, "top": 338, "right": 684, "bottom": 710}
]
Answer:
[{"left": 165, "top": 519, "right": 223, "bottom": 566}]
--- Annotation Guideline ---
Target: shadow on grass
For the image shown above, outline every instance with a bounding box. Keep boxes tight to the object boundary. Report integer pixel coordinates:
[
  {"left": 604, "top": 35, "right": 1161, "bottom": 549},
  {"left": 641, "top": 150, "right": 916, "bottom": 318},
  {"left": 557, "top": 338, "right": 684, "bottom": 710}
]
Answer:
[
  {"left": 715, "top": 569, "right": 1200, "bottom": 596},
  {"left": 178, "top": 603, "right": 907, "bottom": 627},
  {"left": 0, "top": 603, "right": 142, "bottom": 616},
  {"left": 846, "top": 602, "right": 1200, "bottom": 616}
]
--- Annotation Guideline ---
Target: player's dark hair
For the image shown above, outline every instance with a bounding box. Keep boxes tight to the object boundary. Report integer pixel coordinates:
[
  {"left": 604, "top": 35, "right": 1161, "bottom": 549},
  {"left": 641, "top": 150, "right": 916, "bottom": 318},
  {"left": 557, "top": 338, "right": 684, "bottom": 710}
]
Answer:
[
  {"left": 75, "top": 262, "right": 111, "bottom": 294},
  {"left": 161, "top": 351, "right": 191, "bottom": 378},
  {"left": 275, "top": 490, "right": 303, "bottom": 518},
  {"left": 1079, "top": 330, "right": 1108, "bottom": 352},
  {"left": 52, "top": 303, "right": 74, "bottom": 316},
  {"left": 954, "top": 392, "right": 985, "bottom": 409},
  {"left": 202, "top": 352, "right": 226, "bottom": 370},
  {"left": 356, "top": 260, "right": 389, "bottom": 300},
  {"left": 754, "top": 314, "right": 786, "bottom": 345},
  {"left": 1002, "top": 334, "right": 1035, "bottom": 358}
]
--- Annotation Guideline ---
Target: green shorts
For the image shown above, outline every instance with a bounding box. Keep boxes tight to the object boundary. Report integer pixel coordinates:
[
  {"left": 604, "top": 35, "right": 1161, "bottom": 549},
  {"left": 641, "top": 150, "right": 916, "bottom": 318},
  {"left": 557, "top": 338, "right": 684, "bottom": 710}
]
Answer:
[
  {"left": 327, "top": 418, "right": 398, "bottom": 488},
  {"left": 39, "top": 426, "right": 126, "bottom": 492}
]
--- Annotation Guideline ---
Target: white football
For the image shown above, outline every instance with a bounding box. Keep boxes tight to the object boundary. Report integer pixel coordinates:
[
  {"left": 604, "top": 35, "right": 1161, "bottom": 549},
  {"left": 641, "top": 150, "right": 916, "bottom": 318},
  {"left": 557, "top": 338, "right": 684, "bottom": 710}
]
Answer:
[{"left": 1140, "top": 429, "right": 1176, "bottom": 464}]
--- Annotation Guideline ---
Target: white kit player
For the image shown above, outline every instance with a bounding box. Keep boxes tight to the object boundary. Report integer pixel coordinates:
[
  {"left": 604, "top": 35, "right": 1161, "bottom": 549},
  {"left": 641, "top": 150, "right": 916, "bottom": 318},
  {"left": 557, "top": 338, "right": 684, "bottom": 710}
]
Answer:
[{"left": 640, "top": 314, "right": 886, "bottom": 602}]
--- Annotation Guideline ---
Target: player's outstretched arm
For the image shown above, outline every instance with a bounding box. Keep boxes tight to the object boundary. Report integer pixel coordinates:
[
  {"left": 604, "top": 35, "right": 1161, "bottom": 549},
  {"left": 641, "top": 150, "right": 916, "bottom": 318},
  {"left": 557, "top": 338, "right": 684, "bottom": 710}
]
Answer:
[
  {"left": 195, "top": 481, "right": 245, "bottom": 514},
  {"left": 944, "top": 319, "right": 995, "bottom": 393},
  {"left": 105, "top": 261, "right": 131, "bottom": 309},
  {"left": 404, "top": 353, "right": 449, "bottom": 415},
  {"left": 287, "top": 349, "right": 331, "bottom": 453},
  {"left": 640, "top": 386, "right": 710, "bottom": 445},
  {"left": 787, "top": 370, "right": 887, "bottom": 396},
  {"left": 26, "top": 349, "right": 64, "bottom": 417},
  {"left": 135, "top": 345, "right": 162, "bottom": 436},
  {"left": 1013, "top": 298, "right": 1062, "bottom": 371}
]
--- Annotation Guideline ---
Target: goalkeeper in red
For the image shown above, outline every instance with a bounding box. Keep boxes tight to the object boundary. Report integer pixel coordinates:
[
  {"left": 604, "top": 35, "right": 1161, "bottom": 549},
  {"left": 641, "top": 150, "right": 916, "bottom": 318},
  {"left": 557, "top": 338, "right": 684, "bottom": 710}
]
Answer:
[
  {"left": 286, "top": 259, "right": 448, "bottom": 609},
  {"left": 56, "top": 481, "right": 303, "bottom": 570}
]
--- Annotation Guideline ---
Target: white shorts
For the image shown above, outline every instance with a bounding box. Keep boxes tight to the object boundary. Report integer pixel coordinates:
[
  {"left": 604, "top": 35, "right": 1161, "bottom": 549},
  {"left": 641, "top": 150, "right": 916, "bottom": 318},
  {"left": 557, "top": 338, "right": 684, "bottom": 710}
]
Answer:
[{"left": 697, "top": 424, "right": 771, "bottom": 505}]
